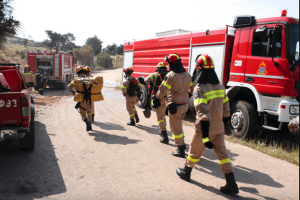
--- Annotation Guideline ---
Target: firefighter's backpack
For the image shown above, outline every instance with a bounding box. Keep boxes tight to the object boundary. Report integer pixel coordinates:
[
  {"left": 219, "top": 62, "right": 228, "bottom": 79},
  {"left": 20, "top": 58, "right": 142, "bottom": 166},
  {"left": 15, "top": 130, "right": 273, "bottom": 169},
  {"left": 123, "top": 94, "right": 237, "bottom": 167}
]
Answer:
[
  {"left": 73, "top": 76, "right": 104, "bottom": 102},
  {"left": 154, "top": 72, "right": 168, "bottom": 94},
  {"left": 127, "top": 78, "right": 139, "bottom": 96}
]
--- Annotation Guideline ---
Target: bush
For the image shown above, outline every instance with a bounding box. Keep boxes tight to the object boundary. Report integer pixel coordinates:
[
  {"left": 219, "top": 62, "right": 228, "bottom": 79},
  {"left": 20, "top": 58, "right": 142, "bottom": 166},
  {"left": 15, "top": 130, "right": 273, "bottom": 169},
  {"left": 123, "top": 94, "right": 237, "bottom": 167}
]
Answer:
[
  {"left": 20, "top": 50, "right": 26, "bottom": 60},
  {"left": 96, "top": 53, "right": 113, "bottom": 69}
]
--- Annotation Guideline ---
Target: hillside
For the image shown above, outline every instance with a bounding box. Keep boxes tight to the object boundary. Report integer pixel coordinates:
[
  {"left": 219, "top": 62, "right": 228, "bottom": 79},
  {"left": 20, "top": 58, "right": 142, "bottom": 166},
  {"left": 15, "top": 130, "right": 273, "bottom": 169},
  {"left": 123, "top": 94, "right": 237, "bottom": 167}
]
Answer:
[{"left": 0, "top": 43, "right": 45, "bottom": 70}]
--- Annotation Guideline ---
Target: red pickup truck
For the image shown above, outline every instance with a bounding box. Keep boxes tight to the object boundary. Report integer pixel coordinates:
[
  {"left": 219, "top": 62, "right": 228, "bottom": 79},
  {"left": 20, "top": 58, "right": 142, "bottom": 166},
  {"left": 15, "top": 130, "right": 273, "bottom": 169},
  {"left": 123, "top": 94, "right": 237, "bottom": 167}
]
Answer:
[{"left": 0, "top": 64, "right": 35, "bottom": 150}]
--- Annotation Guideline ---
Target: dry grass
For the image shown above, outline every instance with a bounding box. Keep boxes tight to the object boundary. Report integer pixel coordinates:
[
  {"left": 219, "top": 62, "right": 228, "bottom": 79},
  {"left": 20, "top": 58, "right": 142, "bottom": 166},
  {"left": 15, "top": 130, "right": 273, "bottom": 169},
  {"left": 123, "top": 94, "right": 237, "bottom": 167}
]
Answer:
[{"left": 0, "top": 43, "right": 45, "bottom": 70}]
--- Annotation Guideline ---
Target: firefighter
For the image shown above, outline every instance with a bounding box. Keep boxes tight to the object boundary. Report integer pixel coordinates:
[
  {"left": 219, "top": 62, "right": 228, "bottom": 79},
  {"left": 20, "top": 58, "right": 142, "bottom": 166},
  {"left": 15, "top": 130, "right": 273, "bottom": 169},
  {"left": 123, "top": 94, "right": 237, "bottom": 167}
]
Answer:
[
  {"left": 144, "top": 62, "right": 169, "bottom": 144},
  {"left": 154, "top": 54, "right": 194, "bottom": 157},
  {"left": 84, "top": 66, "right": 95, "bottom": 122},
  {"left": 35, "top": 68, "right": 44, "bottom": 95},
  {"left": 23, "top": 64, "right": 36, "bottom": 94},
  {"left": 122, "top": 67, "right": 142, "bottom": 126},
  {"left": 176, "top": 54, "right": 239, "bottom": 195},
  {"left": 67, "top": 66, "right": 93, "bottom": 131}
]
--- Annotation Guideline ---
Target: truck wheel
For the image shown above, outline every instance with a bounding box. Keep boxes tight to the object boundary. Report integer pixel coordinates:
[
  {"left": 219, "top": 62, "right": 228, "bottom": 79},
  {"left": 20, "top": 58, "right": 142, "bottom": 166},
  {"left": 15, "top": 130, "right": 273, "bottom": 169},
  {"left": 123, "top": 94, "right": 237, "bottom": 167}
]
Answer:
[
  {"left": 137, "top": 84, "right": 149, "bottom": 109},
  {"left": 20, "top": 121, "right": 35, "bottom": 150},
  {"left": 230, "top": 100, "right": 257, "bottom": 138}
]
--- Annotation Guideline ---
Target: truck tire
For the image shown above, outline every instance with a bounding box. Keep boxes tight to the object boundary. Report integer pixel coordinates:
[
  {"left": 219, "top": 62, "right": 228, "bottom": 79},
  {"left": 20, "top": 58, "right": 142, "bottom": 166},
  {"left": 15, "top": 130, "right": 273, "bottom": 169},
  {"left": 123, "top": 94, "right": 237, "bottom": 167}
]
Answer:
[
  {"left": 230, "top": 100, "right": 257, "bottom": 138},
  {"left": 30, "top": 94, "right": 34, "bottom": 104},
  {"left": 137, "top": 84, "right": 149, "bottom": 109},
  {"left": 19, "top": 120, "right": 35, "bottom": 150}
]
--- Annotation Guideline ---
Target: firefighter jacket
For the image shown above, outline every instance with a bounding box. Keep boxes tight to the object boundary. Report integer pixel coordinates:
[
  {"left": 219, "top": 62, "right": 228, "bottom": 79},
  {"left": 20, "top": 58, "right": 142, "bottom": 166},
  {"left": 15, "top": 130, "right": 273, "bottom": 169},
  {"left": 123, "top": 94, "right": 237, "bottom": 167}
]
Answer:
[
  {"left": 122, "top": 75, "right": 142, "bottom": 97},
  {"left": 193, "top": 83, "right": 230, "bottom": 134},
  {"left": 156, "top": 71, "right": 194, "bottom": 105},
  {"left": 23, "top": 71, "right": 36, "bottom": 85},
  {"left": 144, "top": 73, "right": 158, "bottom": 88},
  {"left": 35, "top": 72, "right": 43, "bottom": 83}
]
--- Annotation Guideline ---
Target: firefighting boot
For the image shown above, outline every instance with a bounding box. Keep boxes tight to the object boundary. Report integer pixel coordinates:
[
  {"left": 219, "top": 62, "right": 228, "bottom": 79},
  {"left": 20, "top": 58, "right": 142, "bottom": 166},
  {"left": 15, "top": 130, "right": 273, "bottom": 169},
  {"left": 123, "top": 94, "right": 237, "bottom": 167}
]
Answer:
[
  {"left": 220, "top": 172, "right": 239, "bottom": 195},
  {"left": 84, "top": 119, "right": 92, "bottom": 132},
  {"left": 171, "top": 145, "right": 185, "bottom": 158},
  {"left": 176, "top": 165, "right": 192, "bottom": 182},
  {"left": 134, "top": 114, "right": 139, "bottom": 123},
  {"left": 92, "top": 114, "right": 95, "bottom": 122},
  {"left": 127, "top": 119, "right": 135, "bottom": 126},
  {"left": 160, "top": 130, "right": 169, "bottom": 144}
]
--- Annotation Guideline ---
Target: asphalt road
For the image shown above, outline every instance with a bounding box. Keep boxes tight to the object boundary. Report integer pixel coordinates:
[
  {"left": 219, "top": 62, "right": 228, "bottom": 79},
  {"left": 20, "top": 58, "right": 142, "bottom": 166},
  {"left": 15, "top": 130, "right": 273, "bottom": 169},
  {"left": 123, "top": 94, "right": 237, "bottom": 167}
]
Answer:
[{"left": 0, "top": 69, "right": 299, "bottom": 200}]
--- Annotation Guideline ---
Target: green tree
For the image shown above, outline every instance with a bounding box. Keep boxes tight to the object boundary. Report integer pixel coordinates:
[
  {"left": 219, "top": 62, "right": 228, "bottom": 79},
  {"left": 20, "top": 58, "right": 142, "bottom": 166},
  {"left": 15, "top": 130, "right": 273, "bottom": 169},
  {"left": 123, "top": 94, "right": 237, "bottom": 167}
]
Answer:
[
  {"left": 96, "top": 53, "right": 113, "bottom": 69},
  {"left": 73, "top": 45, "right": 93, "bottom": 66},
  {"left": 116, "top": 44, "right": 124, "bottom": 55},
  {"left": 44, "top": 30, "right": 76, "bottom": 51},
  {"left": 0, "top": 0, "right": 20, "bottom": 49},
  {"left": 85, "top": 35, "right": 103, "bottom": 55}
]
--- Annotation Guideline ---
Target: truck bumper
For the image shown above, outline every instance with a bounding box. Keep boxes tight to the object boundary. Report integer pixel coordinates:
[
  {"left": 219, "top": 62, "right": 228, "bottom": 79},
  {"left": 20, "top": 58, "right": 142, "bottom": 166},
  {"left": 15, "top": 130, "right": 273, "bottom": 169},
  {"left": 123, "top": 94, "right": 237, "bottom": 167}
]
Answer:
[
  {"left": 263, "top": 97, "right": 299, "bottom": 123},
  {"left": 0, "top": 127, "right": 29, "bottom": 142}
]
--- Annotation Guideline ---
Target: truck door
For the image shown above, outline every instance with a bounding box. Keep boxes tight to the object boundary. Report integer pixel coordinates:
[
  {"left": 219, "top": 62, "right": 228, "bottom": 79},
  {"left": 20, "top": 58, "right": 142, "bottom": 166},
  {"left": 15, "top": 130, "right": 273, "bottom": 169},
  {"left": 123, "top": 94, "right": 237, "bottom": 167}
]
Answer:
[
  {"left": 245, "top": 24, "right": 286, "bottom": 96},
  {"left": 122, "top": 51, "right": 134, "bottom": 82}
]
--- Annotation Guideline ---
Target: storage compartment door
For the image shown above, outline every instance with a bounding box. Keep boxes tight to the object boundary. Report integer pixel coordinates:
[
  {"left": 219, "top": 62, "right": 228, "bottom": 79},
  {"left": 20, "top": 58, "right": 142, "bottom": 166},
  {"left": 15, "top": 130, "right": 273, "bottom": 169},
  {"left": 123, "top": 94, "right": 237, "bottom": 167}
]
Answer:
[{"left": 189, "top": 45, "right": 225, "bottom": 83}]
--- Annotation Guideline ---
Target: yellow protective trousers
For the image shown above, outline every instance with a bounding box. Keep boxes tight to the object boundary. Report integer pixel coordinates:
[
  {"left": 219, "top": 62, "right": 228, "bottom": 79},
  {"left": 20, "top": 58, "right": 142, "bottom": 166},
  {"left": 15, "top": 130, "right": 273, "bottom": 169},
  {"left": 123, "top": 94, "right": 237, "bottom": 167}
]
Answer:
[
  {"left": 156, "top": 98, "right": 167, "bottom": 131},
  {"left": 79, "top": 102, "right": 92, "bottom": 122},
  {"left": 126, "top": 95, "right": 138, "bottom": 119},
  {"left": 185, "top": 123, "right": 233, "bottom": 174},
  {"left": 169, "top": 104, "right": 188, "bottom": 146}
]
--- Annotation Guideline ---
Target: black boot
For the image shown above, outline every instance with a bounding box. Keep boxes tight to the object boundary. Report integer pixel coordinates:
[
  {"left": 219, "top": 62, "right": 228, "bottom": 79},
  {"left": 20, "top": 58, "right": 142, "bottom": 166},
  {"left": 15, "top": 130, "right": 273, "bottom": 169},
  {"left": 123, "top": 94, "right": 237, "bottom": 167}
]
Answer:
[
  {"left": 134, "top": 114, "right": 139, "bottom": 123},
  {"left": 160, "top": 130, "right": 169, "bottom": 144},
  {"left": 84, "top": 119, "right": 92, "bottom": 132},
  {"left": 127, "top": 119, "right": 135, "bottom": 126},
  {"left": 171, "top": 145, "right": 185, "bottom": 158},
  {"left": 220, "top": 172, "right": 239, "bottom": 195},
  {"left": 176, "top": 165, "right": 192, "bottom": 182},
  {"left": 92, "top": 114, "right": 95, "bottom": 122}
]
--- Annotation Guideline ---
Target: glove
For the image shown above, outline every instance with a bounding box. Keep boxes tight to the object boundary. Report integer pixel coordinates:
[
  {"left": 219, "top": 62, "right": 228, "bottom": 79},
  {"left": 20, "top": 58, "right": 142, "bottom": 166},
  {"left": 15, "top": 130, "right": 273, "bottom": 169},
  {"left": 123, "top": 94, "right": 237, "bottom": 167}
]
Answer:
[
  {"left": 72, "top": 91, "right": 76, "bottom": 96},
  {"left": 200, "top": 121, "right": 213, "bottom": 149},
  {"left": 223, "top": 117, "right": 230, "bottom": 124},
  {"left": 151, "top": 96, "right": 161, "bottom": 108}
]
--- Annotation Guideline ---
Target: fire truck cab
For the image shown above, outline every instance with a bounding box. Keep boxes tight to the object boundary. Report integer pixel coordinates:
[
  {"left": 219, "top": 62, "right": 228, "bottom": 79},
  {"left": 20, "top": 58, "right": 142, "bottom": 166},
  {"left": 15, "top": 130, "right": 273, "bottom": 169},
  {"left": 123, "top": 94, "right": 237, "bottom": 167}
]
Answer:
[{"left": 123, "top": 11, "right": 299, "bottom": 137}]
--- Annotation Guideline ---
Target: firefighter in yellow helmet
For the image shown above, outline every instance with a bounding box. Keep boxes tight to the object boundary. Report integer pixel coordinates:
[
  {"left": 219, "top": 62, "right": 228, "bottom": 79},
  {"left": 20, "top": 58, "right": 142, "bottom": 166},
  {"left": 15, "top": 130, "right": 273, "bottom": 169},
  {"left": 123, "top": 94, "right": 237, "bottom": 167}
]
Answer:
[
  {"left": 84, "top": 66, "right": 95, "bottom": 122},
  {"left": 154, "top": 54, "right": 194, "bottom": 157},
  {"left": 144, "top": 62, "right": 169, "bottom": 144},
  {"left": 23, "top": 64, "right": 36, "bottom": 94},
  {"left": 176, "top": 54, "right": 239, "bottom": 195},
  {"left": 68, "top": 66, "right": 92, "bottom": 131},
  {"left": 122, "top": 67, "right": 142, "bottom": 126}
]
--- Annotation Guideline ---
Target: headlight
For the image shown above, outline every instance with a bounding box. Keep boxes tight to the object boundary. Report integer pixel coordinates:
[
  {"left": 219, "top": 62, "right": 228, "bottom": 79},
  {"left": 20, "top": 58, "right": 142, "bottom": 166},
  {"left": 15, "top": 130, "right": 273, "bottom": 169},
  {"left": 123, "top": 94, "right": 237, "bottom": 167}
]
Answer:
[{"left": 290, "top": 105, "right": 299, "bottom": 115}]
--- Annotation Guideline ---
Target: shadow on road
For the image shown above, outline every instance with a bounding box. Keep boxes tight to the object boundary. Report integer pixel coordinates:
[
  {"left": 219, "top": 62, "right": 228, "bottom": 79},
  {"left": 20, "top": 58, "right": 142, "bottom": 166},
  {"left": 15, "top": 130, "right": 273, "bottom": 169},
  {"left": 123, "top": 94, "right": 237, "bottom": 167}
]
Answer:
[
  {"left": 89, "top": 130, "right": 141, "bottom": 145},
  {"left": 189, "top": 148, "right": 283, "bottom": 197},
  {"left": 0, "top": 121, "right": 66, "bottom": 199},
  {"left": 93, "top": 122, "right": 126, "bottom": 131}
]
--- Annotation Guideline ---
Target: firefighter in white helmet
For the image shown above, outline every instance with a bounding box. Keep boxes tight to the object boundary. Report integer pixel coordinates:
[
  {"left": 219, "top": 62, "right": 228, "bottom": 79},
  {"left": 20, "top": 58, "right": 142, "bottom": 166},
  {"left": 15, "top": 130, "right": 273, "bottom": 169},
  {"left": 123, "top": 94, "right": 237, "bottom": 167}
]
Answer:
[
  {"left": 68, "top": 66, "right": 93, "bottom": 131},
  {"left": 23, "top": 64, "right": 36, "bottom": 94},
  {"left": 154, "top": 54, "right": 194, "bottom": 157},
  {"left": 176, "top": 54, "right": 239, "bottom": 195},
  {"left": 122, "top": 67, "right": 142, "bottom": 126},
  {"left": 84, "top": 66, "right": 95, "bottom": 122},
  {"left": 144, "top": 62, "right": 169, "bottom": 144}
]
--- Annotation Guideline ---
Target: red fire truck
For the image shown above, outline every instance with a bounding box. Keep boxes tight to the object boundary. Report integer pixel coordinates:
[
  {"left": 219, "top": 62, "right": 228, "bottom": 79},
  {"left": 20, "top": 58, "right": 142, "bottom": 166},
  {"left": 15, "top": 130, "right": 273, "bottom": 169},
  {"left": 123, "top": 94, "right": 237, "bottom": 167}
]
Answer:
[
  {"left": 27, "top": 50, "right": 76, "bottom": 89},
  {"left": 123, "top": 10, "right": 299, "bottom": 137}
]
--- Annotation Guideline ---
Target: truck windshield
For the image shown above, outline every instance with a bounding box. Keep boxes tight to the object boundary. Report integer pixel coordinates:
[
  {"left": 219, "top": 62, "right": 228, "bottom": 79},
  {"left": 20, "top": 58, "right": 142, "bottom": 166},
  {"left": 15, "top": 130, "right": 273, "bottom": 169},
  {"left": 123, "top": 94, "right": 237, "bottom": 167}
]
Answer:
[{"left": 289, "top": 23, "right": 299, "bottom": 61}]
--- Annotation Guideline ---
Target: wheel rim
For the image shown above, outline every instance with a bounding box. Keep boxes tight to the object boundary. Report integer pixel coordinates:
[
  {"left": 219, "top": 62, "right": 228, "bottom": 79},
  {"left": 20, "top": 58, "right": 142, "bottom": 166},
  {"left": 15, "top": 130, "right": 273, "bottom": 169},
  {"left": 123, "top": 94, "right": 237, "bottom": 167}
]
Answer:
[{"left": 231, "top": 109, "right": 244, "bottom": 132}]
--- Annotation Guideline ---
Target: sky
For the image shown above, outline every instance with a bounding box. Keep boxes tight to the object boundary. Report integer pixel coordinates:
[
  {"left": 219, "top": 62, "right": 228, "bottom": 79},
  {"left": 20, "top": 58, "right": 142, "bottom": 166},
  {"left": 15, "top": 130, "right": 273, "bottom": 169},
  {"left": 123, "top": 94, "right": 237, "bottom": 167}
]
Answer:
[{"left": 12, "top": 0, "right": 299, "bottom": 48}]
